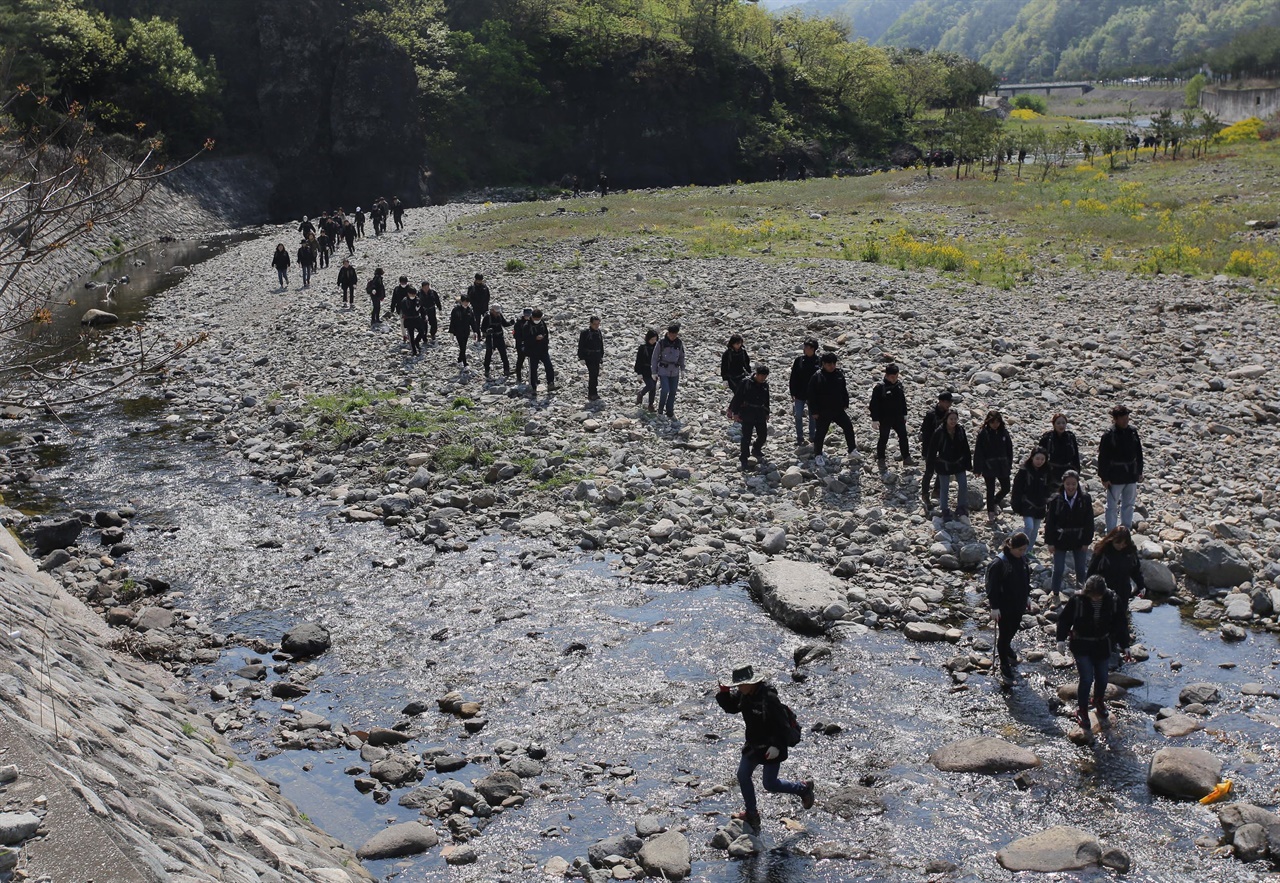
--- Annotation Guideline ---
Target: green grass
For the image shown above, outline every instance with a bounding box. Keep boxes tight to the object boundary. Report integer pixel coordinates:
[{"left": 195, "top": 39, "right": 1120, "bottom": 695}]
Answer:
[{"left": 429, "top": 139, "right": 1280, "bottom": 290}]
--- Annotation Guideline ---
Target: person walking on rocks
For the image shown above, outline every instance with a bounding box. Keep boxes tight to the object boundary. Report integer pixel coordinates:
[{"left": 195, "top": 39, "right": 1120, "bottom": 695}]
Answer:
[
  {"left": 1011, "top": 448, "right": 1052, "bottom": 554},
  {"left": 577, "top": 316, "right": 605, "bottom": 401},
  {"left": 298, "top": 216, "right": 315, "bottom": 238},
  {"left": 337, "top": 259, "right": 357, "bottom": 308},
  {"left": 316, "top": 228, "right": 331, "bottom": 269},
  {"left": 354, "top": 207, "right": 366, "bottom": 238},
  {"left": 392, "top": 197, "right": 404, "bottom": 231},
  {"left": 869, "top": 363, "right": 911, "bottom": 469},
  {"left": 271, "top": 243, "right": 291, "bottom": 289},
  {"left": 807, "top": 352, "right": 857, "bottom": 468},
  {"left": 1045, "top": 470, "right": 1094, "bottom": 605},
  {"left": 930, "top": 410, "right": 971, "bottom": 521},
  {"left": 398, "top": 285, "right": 427, "bottom": 356},
  {"left": 468, "top": 273, "right": 491, "bottom": 338},
  {"left": 1087, "top": 526, "right": 1145, "bottom": 658},
  {"left": 788, "top": 338, "right": 821, "bottom": 448},
  {"left": 920, "top": 392, "right": 953, "bottom": 514},
  {"left": 343, "top": 219, "right": 357, "bottom": 255},
  {"left": 716, "top": 663, "right": 814, "bottom": 833},
  {"left": 731, "top": 364, "right": 771, "bottom": 471},
  {"left": 974, "top": 410, "right": 1014, "bottom": 524},
  {"left": 1057, "top": 575, "right": 1129, "bottom": 734},
  {"left": 514, "top": 308, "right": 533, "bottom": 383},
  {"left": 1097, "top": 405, "right": 1143, "bottom": 531},
  {"left": 449, "top": 296, "right": 475, "bottom": 367},
  {"left": 366, "top": 268, "right": 386, "bottom": 327},
  {"left": 297, "top": 238, "right": 317, "bottom": 287},
  {"left": 634, "top": 329, "right": 657, "bottom": 411},
  {"left": 651, "top": 323, "right": 685, "bottom": 419},
  {"left": 986, "top": 531, "right": 1032, "bottom": 681},
  {"left": 720, "top": 334, "right": 751, "bottom": 394},
  {"left": 419, "top": 280, "right": 442, "bottom": 340},
  {"left": 1039, "top": 413, "right": 1081, "bottom": 491},
  {"left": 390, "top": 276, "right": 415, "bottom": 344},
  {"left": 481, "top": 305, "right": 513, "bottom": 378},
  {"left": 526, "top": 309, "right": 556, "bottom": 394}
]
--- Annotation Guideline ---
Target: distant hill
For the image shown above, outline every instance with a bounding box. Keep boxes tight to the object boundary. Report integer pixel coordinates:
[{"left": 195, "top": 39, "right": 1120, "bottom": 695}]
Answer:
[{"left": 779, "top": 0, "right": 1280, "bottom": 80}]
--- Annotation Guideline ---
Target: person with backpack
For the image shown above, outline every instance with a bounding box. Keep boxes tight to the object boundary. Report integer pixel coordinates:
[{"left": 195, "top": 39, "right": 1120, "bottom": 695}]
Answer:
[
  {"left": 720, "top": 334, "right": 751, "bottom": 393},
  {"left": 731, "top": 364, "right": 771, "bottom": 471},
  {"left": 1097, "top": 404, "right": 1143, "bottom": 531},
  {"left": 365, "top": 267, "right": 385, "bottom": 327},
  {"left": 271, "top": 243, "right": 291, "bottom": 290},
  {"left": 449, "top": 296, "right": 475, "bottom": 367},
  {"left": 651, "top": 323, "right": 685, "bottom": 419},
  {"left": 419, "top": 280, "right": 442, "bottom": 339},
  {"left": 1044, "top": 470, "right": 1095, "bottom": 605},
  {"left": 481, "top": 305, "right": 513, "bottom": 378},
  {"left": 336, "top": 259, "right": 357, "bottom": 309},
  {"left": 397, "top": 285, "right": 427, "bottom": 356},
  {"left": 986, "top": 532, "right": 1032, "bottom": 681},
  {"left": 716, "top": 663, "right": 815, "bottom": 833},
  {"left": 974, "top": 410, "right": 1014, "bottom": 525},
  {"left": 1039, "top": 413, "right": 1081, "bottom": 491},
  {"left": 919, "top": 392, "right": 953, "bottom": 514},
  {"left": 634, "top": 329, "right": 657, "bottom": 412},
  {"left": 929, "top": 410, "right": 971, "bottom": 521},
  {"left": 1087, "top": 526, "right": 1145, "bottom": 658},
  {"left": 1011, "top": 448, "right": 1052, "bottom": 554},
  {"left": 869, "top": 363, "right": 912, "bottom": 470},
  {"left": 1057, "top": 575, "right": 1129, "bottom": 735},
  {"left": 788, "top": 338, "right": 821, "bottom": 448},
  {"left": 807, "top": 352, "right": 857, "bottom": 468},
  {"left": 577, "top": 316, "right": 605, "bottom": 401}
]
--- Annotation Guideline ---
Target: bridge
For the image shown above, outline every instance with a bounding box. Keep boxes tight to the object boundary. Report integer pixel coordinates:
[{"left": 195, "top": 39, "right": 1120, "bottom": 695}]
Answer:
[{"left": 994, "top": 82, "right": 1094, "bottom": 98}]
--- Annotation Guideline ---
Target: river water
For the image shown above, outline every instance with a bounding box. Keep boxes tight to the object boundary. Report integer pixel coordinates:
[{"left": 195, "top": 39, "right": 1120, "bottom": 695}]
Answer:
[{"left": 9, "top": 235, "right": 1280, "bottom": 882}]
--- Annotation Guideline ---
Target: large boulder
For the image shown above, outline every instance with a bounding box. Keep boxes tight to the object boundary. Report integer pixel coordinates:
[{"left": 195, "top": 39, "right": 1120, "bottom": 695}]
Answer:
[
  {"left": 588, "top": 834, "right": 643, "bottom": 868},
  {"left": 1148, "top": 747, "right": 1223, "bottom": 800},
  {"left": 32, "top": 518, "right": 82, "bottom": 555},
  {"left": 356, "top": 822, "right": 438, "bottom": 860},
  {"left": 904, "top": 622, "right": 956, "bottom": 643},
  {"left": 1181, "top": 541, "right": 1252, "bottom": 589},
  {"left": 929, "top": 736, "right": 1041, "bottom": 773},
  {"left": 0, "top": 812, "right": 40, "bottom": 846},
  {"left": 80, "top": 309, "right": 119, "bottom": 326},
  {"left": 748, "top": 560, "right": 845, "bottom": 635},
  {"left": 823, "top": 785, "right": 885, "bottom": 818},
  {"left": 637, "top": 831, "right": 691, "bottom": 881},
  {"left": 996, "top": 827, "right": 1101, "bottom": 872},
  {"left": 1140, "top": 560, "right": 1177, "bottom": 597},
  {"left": 474, "top": 770, "right": 521, "bottom": 805},
  {"left": 280, "top": 622, "right": 331, "bottom": 657},
  {"left": 1217, "top": 803, "right": 1280, "bottom": 841}
]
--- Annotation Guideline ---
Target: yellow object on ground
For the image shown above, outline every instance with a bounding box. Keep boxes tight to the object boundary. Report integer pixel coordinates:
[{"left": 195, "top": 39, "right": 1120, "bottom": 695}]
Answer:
[{"left": 1199, "top": 780, "right": 1233, "bottom": 804}]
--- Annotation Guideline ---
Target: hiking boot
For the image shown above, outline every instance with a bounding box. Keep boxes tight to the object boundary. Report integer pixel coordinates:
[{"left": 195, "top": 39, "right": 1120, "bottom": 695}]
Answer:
[
  {"left": 875, "top": 456, "right": 886, "bottom": 471},
  {"left": 1093, "top": 699, "right": 1110, "bottom": 721},
  {"left": 1000, "top": 658, "right": 1013, "bottom": 680},
  {"left": 731, "top": 810, "right": 761, "bottom": 831},
  {"left": 903, "top": 456, "right": 918, "bottom": 466},
  {"left": 801, "top": 780, "right": 816, "bottom": 810},
  {"left": 1076, "top": 707, "right": 1092, "bottom": 731},
  {"left": 636, "top": 390, "right": 645, "bottom": 405}
]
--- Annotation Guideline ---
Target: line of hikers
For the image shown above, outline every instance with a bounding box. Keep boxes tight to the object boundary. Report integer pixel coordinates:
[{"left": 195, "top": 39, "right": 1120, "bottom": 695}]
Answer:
[{"left": 268, "top": 199, "right": 408, "bottom": 289}]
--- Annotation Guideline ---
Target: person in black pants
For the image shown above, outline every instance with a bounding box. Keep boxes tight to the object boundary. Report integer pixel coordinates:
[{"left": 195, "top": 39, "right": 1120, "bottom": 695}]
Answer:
[
  {"left": 449, "top": 296, "right": 474, "bottom": 366},
  {"left": 365, "top": 268, "right": 385, "bottom": 327},
  {"left": 577, "top": 316, "right": 605, "bottom": 401},
  {"left": 634, "top": 329, "right": 657, "bottom": 411},
  {"left": 731, "top": 364, "right": 770, "bottom": 470},
  {"left": 337, "top": 259, "right": 357, "bottom": 308},
  {"left": 513, "top": 308, "right": 532, "bottom": 382},
  {"left": 986, "top": 531, "right": 1032, "bottom": 681},
  {"left": 526, "top": 308, "right": 555, "bottom": 395},
  {"left": 1057, "top": 575, "right": 1129, "bottom": 736},
  {"left": 1087, "top": 526, "right": 1145, "bottom": 663},
  {"left": 419, "top": 281, "right": 442, "bottom": 339},
  {"left": 481, "top": 305, "right": 512, "bottom": 377},
  {"left": 869, "top": 363, "right": 912, "bottom": 468},
  {"left": 974, "top": 409, "right": 1014, "bottom": 524},
  {"left": 467, "top": 273, "right": 491, "bottom": 337},
  {"left": 807, "top": 352, "right": 856, "bottom": 467},
  {"left": 398, "top": 288, "right": 426, "bottom": 356},
  {"left": 788, "top": 338, "right": 820, "bottom": 447},
  {"left": 919, "top": 391, "right": 953, "bottom": 513}
]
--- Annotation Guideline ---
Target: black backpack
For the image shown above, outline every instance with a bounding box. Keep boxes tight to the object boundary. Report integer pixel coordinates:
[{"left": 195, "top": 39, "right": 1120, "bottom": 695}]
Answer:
[{"left": 780, "top": 702, "right": 802, "bottom": 747}]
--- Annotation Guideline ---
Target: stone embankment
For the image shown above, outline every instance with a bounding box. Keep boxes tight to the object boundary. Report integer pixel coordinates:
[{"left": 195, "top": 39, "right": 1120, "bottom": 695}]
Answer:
[{"left": 0, "top": 528, "right": 369, "bottom": 881}]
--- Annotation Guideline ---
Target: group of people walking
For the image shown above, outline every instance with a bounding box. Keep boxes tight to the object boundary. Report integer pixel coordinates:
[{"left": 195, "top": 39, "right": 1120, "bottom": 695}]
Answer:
[{"left": 268, "top": 199, "right": 407, "bottom": 290}]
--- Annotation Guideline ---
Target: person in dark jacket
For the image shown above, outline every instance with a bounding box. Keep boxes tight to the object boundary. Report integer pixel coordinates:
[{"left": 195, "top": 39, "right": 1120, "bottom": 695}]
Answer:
[
  {"left": 1045, "top": 470, "right": 1094, "bottom": 604},
  {"left": 397, "top": 287, "right": 426, "bottom": 356},
  {"left": 343, "top": 221, "right": 356, "bottom": 255},
  {"left": 716, "top": 663, "right": 815, "bottom": 833},
  {"left": 576, "top": 316, "right": 605, "bottom": 401},
  {"left": 869, "top": 363, "right": 912, "bottom": 468},
  {"left": 392, "top": 197, "right": 404, "bottom": 231},
  {"left": 1057, "top": 575, "right": 1129, "bottom": 735},
  {"left": 788, "top": 339, "right": 821, "bottom": 447},
  {"left": 919, "top": 392, "right": 953, "bottom": 513},
  {"left": 271, "top": 243, "right": 290, "bottom": 289},
  {"left": 316, "top": 229, "right": 331, "bottom": 269},
  {"left": 1087, "top": 526, "right": 1145, "bottom": 652},
  {"left": 526, "top": 308, "right": 555, "bottom": 395},
  {"left": 720, "top": 335, "right": 751, "bottom": 394},
  {"left": 986, "top": 532, "right": 1032, "bottom": 680},
  {"left": 1039, "top": 413, "right": 1081, "bottom": 490},
  {"left": 336, "top": 259, "right": 357, "bottom": 308},
  {"left": 481, "top": 306, "right": 512, "bottom": 377},
  {"left": 389, "top": 276, "right": 416, "bottom": 344},
  {"left": 467, "top": 274, "right": 491, "bottom": 338},
  {"left": 1011, "top": 448, "right": 1052, "bottom": 553},
  {"left": 448, "top": 296, "right": 474, "bottom": 366},
  {"left": 297, "top": 239, "right": 317, "bottom": 287},
  {"left": 513, "top": 308, "right": 533, "bottom": 383},
  {"left": 298, "top": 216, "right": 315, "bottom": 239},
  {"left": 354, "top": 207, "right": 365, "bottom": 238},
  {"left": 651, "top": 324, "right": 685, "bottom": 419},
  {"left": 731, "top": 364, "right": 771, "bottom": 470},
  {"left": 419, "top": 281, "right": 442, "bottom": 339},
  {"left": 974, "top": 410, "right": 1014, "bottom": 523},
  {"left": 634, "top": 329, "right": 657, "bottom": 411},
  {"left": 807, "top": 353, "right": 856, "bottom": 466},
  {"left": 1097, "top": 404, "right": 1143, "bottom": 531},
  {"left": 929, "top": 411, "right": 971, "bottom": 521},
  {"left": 365, "top": 268, "right": 385, "bottom": 327}
]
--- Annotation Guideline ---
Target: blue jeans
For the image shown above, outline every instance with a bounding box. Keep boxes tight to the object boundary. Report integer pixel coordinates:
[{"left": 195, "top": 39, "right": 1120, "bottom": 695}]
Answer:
[
  {"left": 658, "top": 375, "right": 679, "bottom": 417},
  {"left": 736, "top": 749, "right": 805, "bottom": 816},
  {"left": 1073, "top": 641, "right": 1110, "bottom": 711},
  {"left": 1052, "top": 547, "right": 1089, "bottom": 595},
  {"left": 1105, "top": 482, "right": 1138, "bottom": 531},
  {"left": 938, "top": 471, "right": 968, "bottom": 516},
  {"left": 301, "top": 264, "right": 312, "bottom": 286},
  {"left": 276, "top": 267, "right": 288, "bottom": 287},
  {"left": 1023, "top": 517, "right": 1043, "bottom": 554},
  {"left": 792, "top": 399, "right": 815, "bottom": 444}
]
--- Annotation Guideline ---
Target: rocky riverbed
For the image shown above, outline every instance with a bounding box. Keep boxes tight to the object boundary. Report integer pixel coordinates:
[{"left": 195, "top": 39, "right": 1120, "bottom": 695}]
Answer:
[{"left": 4, "top": 192, "right": 1280, "bottom": 881}]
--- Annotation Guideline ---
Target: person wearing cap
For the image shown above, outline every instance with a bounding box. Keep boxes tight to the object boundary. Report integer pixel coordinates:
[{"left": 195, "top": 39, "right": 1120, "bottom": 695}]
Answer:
[
  {"left": 807, "top": 352, "right": 857, "bottom": 468},
  {"left": 1057, "top": 575, "right": 1129, "bottom": 736},
  {"left": 354, "top": 206, "right": 365, "bottom": 238},
  {"left": 298, "top": 215, "right": 315, "bottom": 239},
  {"left": 1097, "top": 405, "right": 1142, "bottom": 531},
  {"left": 986, "top": 531, "right": 1032, "bottom": 680},
  {"left": 651, "top": 324, "right": 685, "bottom": 419},
  {"left": 720, "top": 334, "right": 752, "bottom": 393},
  {"left": 869, "top": 363, "right": 912, "bottom": 469},
  {"left": 481, "top": 305, "right": 513, "bottom": 377},
  {"left": 448, "top": 295, "right": 475, "bottom": 367},
  {"left": 337, "top": 259, "right": 357, "bottom": 309},
  {"left": 919, "top": 392, "right": 953, "bottom": 513},
  {"left": 634, "top": 329, "right": 658, "bottom": 412},
  {"left": 526, "top": 308, "right": 556, "bottom": 394},
  {"left": 419, "top": 280, "right": 442, "bottom": 339},
  {"left": 1011, "top": 448, "right": 1052, "bottom": 553},
  {"left": 467, "top": 273, "right": 491, "bottom": 338},
  {"left": 1044, "top": 469, "right": 1095, "bottom": 604},
  {"left": 577, "top": 316, "right": 606, "bottom": 401},
  {"left": 929, "top": 410, "right": 972, "bottom": 521},
  {"left": 788, "top": 339, "right": 821, "bottom": 448},
  {"left": 974, "top": 410, "right": 1014, "bottom": 525},
  {"left": 730, "top": 364, "right": 771, "bottom": 470},
  {"left": 513, "top": 308, "right": 534, "bottom": 383},
  {"left": 716, "top": 664, "right": 815, "bottom": 832},
  {"left": 1038, "top": 413, "right": 1081, "bottom": 491}
]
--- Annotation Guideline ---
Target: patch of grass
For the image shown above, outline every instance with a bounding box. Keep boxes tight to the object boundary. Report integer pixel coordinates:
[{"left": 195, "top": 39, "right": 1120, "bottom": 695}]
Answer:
[
  {"left": 117, "top": 579, "right": 140, "bottom": 603},
  {"left": 537, "top": 471, "right": 582, "bottom": 491},
  {"left": 181, "top": 721, "right": 197, "bottom": 737},
  {"left": 504, "top": 258, "right": 528, "bottom": 272}
]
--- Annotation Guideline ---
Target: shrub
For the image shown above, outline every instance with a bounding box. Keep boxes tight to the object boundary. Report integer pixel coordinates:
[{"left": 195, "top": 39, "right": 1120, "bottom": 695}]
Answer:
[
  {"left": 504, "top": 258, "right": 527, "bottom": 272},
  {"left": 1218, "top": 117, "right": 1263, "bottom": 144},
  {"left": 1009, "top": 108, "right": 1042, "bottom": 121},
  {"left": 1011, "top": 94, "right": 1048, "bottom": 115}
]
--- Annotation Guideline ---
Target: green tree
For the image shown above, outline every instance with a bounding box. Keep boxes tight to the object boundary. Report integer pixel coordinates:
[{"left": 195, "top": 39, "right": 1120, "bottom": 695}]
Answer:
[{"left": 1184, "top": 71, "right": 1206, "bottom": 108}]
